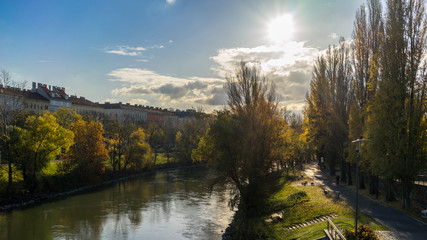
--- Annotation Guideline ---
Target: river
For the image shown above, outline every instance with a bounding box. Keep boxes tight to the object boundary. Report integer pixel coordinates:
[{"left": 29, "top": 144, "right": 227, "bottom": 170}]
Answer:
[{"left": 0, "top": 167, "right": 235, "bottom": 240}]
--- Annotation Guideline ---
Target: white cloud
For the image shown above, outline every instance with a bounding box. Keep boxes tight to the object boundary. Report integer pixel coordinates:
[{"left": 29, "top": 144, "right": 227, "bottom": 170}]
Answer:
[
  {"left": 108, "top": 68, "right": 225, "bottom": 111},
  {"left": 329, "top": 33, "right": 339, "bottom": 39},
  {"left": 210, "top": 41, "right": 320, "bottom": 111},
  {"left": 136, "top": 59, "right": 149, "bottom": 62},
  {"left": 107, "top": 40, "right": 322, "bottom": 112},
  {"left": 105, "top": 98, "right": 118, "bottom": 103},
  {"left": 211, "top": 41, "right": 319, "bottom": 77},
  {"left": 130, "top": 98, "right": 149, "bottom": 105},
  {"left": 104, "top": 46, "right": 146, "bottom": 56},
  {"left": 166, "top": 0, "right": 175, "bottom": 5}
]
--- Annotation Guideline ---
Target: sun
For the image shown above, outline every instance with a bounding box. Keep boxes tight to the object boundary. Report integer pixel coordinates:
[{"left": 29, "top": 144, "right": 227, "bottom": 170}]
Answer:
[{"left": 268, "top": 14, "right": 294, "bottom": 44}]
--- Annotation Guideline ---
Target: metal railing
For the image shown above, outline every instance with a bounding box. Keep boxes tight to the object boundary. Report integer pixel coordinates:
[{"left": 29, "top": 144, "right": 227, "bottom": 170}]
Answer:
[{"left": 326, "top": 218, "right": 346, "bottom": 240}]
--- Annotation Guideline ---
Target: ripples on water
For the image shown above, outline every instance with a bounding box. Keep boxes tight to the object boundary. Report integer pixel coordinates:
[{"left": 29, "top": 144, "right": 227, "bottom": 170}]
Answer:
[{"left": 0, "top": 167, "right": 235, "bottom": 240}]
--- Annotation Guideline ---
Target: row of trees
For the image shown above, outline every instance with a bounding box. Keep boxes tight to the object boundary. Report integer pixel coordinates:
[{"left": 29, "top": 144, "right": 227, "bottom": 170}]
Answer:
[
  {"left": 0, "top": 108, "right": 154, "bottom": 193},
  {"left": 305, "top": 0, "right": 426, "bottom": 208}
]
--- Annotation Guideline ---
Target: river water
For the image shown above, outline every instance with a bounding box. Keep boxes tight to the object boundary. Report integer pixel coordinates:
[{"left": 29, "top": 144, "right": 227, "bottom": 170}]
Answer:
[{"left": 0, "top": 167, "right": 235, "bottom": 240}]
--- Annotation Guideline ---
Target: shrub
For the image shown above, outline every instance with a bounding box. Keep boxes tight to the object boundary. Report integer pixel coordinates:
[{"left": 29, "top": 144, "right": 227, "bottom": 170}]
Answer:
[
  {"left": 344, "top": 225, "right": 379, "bottom": 240},
  {"left": 285, "top": 190, "right": 309, "bottom": 207}
]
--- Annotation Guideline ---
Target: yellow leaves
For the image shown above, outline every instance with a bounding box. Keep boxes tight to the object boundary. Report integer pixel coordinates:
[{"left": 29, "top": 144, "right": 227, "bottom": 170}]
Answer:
[
  {"left": 70, "top": 120, "right": 108, "bottom": 178},
  {"left": 24, "top": 111, "right": 74, "bottom": 155},
  {"left": 367, "top": 55, "right": 379, "bottom": 93},
  {"left": 127, "top": 128, "right": 153, "bottom": 170}
]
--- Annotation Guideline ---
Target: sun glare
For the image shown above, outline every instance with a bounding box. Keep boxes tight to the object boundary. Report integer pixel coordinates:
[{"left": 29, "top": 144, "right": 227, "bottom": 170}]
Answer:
[{"left": 268, "top": 14, "right": 294, "bottom": 44}]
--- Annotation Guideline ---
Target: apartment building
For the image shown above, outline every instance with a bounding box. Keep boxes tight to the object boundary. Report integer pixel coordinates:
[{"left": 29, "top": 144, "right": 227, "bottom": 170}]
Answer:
[
  {"left": 69, "top": 95, "right": 104, "bottom": 117},
  {"left": 1, "top": 82, "right": 196, "bottom": 130},
  {"left": 33, "top": 82, "right": 71, "bottom": 112}
]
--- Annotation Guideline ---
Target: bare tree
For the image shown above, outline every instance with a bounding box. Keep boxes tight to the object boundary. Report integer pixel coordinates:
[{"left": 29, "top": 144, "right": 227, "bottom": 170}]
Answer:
[{"left": 0, "top": 70, "right": 26, "bottom": 193}]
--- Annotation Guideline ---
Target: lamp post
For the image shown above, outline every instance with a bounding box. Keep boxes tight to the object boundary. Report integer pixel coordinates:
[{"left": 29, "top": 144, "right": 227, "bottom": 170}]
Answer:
[{"left": 351, "top": 137, "right": 370, "bottom": 240}]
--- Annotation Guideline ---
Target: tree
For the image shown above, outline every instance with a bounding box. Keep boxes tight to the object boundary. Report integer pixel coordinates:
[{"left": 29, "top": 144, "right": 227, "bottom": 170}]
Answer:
[
  {"left": 0, "top": 125, "right": 25, "bottom": 194},
  {"left": 0, "top": 70, "right": 26, "bottom": 193},
  {"left": 366, "top": 0, "right": 427, "bottom": 206},
  {"left": 195, "top": 62, "right": 288, "bottom": 230},
  {"left": 53, "top": 107, "right": 83, "bottom": 129},
  {"left": 146, "top": 123, "right": 165, "bottom": 165},
  {"left": 175, "top": 110, "right": 210, "bottom": 164},
  {"left": 351, "top": 0, "right": 383, "bottom": 193},
  {"left": 123, "top": 128, "right": 153, "bottom": 170},
  {"left": 70, "top": 120, "right": 108, "bottom": 184},
  {"left": 306, "top": 40, "right": 352, "bottom": 176},
  {"left": 21, "top": 112, "right": 74, "bottom": 190},
  {"left": 103, "top": 120, "right": 135, "bottom": 173}
]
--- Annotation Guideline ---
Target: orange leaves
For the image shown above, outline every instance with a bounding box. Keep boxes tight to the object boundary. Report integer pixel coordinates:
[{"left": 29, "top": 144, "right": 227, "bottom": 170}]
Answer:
[{"left": 70, "top": 120, "right": 108, "bottom": 181}]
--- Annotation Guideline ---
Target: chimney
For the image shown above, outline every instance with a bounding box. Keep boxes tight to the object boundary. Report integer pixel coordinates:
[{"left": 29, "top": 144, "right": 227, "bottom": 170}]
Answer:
[
  {"left": 32, "top": 82, "right": 36, "bottom": 91},
  {"left": 49, "top": 85, "right": 51, "bottom": 90}
]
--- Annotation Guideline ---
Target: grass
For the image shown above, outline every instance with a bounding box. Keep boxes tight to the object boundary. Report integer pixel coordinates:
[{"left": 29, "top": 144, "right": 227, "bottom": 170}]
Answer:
[{"left": 255, "top": 169, "right": 387, "bottom": 239}]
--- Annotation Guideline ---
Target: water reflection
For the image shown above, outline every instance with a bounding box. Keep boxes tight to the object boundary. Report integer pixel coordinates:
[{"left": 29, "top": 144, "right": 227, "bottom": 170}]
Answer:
[{"left": 0, "top": 167, "right": 234, "bottom": 240}]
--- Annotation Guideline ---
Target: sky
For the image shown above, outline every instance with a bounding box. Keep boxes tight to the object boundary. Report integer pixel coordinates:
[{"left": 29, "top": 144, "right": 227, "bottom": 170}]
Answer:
[{"left": 0, "top": 0, "right": 366, "bottom": 112}]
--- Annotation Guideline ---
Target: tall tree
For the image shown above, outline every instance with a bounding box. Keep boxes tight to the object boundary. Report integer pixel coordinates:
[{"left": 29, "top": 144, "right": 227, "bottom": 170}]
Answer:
[
  {"left": 367, "top": 0, "right": 426, "bottom": 206},
  {"left": 0, "top": 70, "right": 26, "bottom": 193},
  {"left": 21, "top": 112, "right": 74, "bottom": 190},
  {"left": 306, "top": 39, "right": 352, "bottom": 176},
  {"left": 146, "top": 123, "right": 165, "bottom": 165},
  {"left": 350, "top": 0, "right": 384, "bottom": 192},
  {"left": 195, "top": 62, "right": 288, "bottom": 235},
  {"left": 123, "top": 128, "right": 153, "bottom": 170},
  {"left": 175, "top": 112, "right": 210, "bottom": 164},
  {"left": 306, "top": 56, "right": 330, "bottom": 168},
  {"left": 70, "top": 120, "right": 108, "bottom": 184}
]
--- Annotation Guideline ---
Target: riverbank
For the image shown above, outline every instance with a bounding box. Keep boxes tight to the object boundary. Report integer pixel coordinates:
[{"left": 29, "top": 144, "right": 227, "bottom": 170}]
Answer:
[
  {"left": 0, "top": 163, "right": 206, "bottom": 213},
  {"left": 222, "top": 165, "right": 387, "bottom": 240}
]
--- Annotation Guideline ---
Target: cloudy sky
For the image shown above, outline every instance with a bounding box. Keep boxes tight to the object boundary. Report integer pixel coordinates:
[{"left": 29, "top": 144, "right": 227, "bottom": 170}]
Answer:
[{"left": 0, "top": 0, "right": 365, "bottom": 112}]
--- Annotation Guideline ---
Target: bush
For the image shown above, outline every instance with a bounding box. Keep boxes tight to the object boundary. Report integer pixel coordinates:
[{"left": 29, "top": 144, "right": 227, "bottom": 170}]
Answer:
[
  {"left": 285, "top": 190, "right": 309, "bottom": 207},
  {"left": 344, "top": 225, "right": 379, "bottom": 240}
]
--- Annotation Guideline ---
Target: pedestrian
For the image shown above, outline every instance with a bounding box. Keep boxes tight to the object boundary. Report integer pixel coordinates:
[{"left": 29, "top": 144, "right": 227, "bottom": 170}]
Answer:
[{"left": 336, "top": 175, "right": 340, "bottom": 185}]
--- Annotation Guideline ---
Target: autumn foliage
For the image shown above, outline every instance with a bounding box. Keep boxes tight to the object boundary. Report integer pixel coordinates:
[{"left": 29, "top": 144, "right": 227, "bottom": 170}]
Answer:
[{"left": 70, "top": 120, "right": 108, "bottom": 183}]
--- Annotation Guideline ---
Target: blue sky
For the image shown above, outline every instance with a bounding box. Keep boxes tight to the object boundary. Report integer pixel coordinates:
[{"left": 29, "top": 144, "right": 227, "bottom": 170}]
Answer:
[{"left": 0, "top": 0, "right": 365, "bottom": 112}]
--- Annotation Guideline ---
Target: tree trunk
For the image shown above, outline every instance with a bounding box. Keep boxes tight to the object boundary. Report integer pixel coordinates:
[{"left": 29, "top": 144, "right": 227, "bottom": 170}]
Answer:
[
  {"left": 118, "top": 147, "right": 121, "bottom": 172},
  {"left": 7, "top": 160, "right": 13, "bottom": 194},
  {"left": 359, "top": 170, "right": 366, "bottom": 189},
  {"left": 347, "top": 163, "right": 353, "bottom": 185},
  {"left": 385, "top": 178, "right": 396, "bottom": 201},
  {"left": 401, "top": 180, "right": 412, "bottom": 209},
  {"left": 340, "top": 159, "right": 346, "bottom": 183},
  {"left": 154, "top": 150, "right": 158, "bottom": 165},
  {"left": 329, "top": 158, "right": 336, "bottom": 176},
  {"left": 369, "top": 174, "right": 379, "bottom": 196}
]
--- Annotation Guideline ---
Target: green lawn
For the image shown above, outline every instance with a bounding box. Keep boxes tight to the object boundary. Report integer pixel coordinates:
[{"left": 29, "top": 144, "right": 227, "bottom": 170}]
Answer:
[{"left": 255, "top": 170, "right": 387, "bottom": 239}]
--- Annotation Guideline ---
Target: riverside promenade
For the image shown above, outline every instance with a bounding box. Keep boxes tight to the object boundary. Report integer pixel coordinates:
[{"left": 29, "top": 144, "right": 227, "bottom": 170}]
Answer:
[{"left": 305, "top": 164, "right": 427, "bottom": 240}]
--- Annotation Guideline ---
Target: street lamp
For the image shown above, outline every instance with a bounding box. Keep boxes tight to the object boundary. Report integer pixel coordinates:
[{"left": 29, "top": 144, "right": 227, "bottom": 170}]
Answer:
[{"left": 351, "top": 137, "right": 370, "bottom": 240}]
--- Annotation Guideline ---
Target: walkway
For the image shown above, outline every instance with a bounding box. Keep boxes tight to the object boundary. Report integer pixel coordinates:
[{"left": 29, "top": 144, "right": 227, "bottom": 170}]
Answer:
[{"left": 304, "top": 164, "right": 427, "bottom": 240}]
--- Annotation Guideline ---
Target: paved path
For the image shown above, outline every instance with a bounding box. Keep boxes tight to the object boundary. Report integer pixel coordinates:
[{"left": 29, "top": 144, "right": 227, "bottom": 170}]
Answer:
[{"left": 304, "top": 164, "right": 427, "bottom": 240}]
